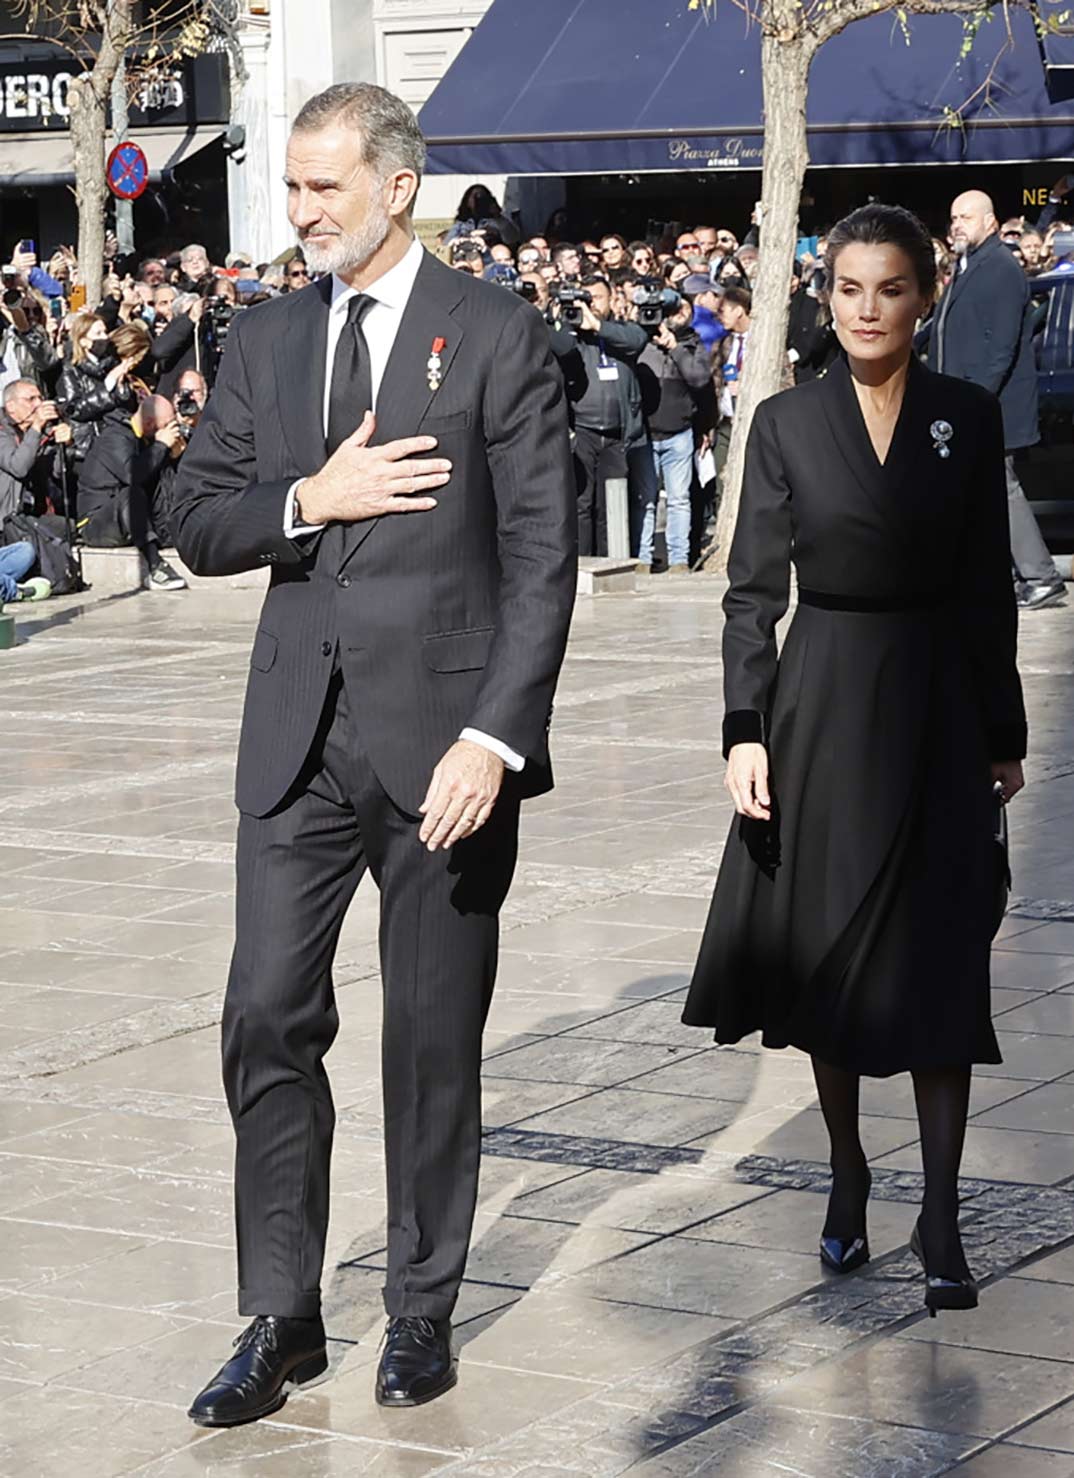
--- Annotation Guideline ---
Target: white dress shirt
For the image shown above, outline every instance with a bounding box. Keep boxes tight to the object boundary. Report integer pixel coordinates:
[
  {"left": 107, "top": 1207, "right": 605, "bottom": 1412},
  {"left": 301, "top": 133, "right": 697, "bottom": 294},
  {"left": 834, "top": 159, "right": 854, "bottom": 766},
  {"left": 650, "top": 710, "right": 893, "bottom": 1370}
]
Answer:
[{"left": 283, "top": 236, "right": 524, "bottom": 773}]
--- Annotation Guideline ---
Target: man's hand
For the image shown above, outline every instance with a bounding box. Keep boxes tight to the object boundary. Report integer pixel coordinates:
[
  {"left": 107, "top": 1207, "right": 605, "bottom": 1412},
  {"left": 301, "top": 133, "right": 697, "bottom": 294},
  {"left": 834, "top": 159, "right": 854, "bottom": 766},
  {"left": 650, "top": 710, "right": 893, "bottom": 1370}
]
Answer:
[
  {"left": 419, "top": 740, "right": 505, "bottom": 852},
  {"left": 298, "top": 411, "right": 449, "bottom": 525},
  {"left": 155, "top": 422, "right": 183, "bottom": 451},
  {"left": 578, "top": 302, "right": 603, "bottom": 335},
  {"left": 726, "top": 742, "right": 771, "bottom": 821},
  {"left": 10, "top": 247, "right": 35, "bottom": 274},
  {"left": 992, "top": 760, "right": 1025, "bottom": 804},
  {"left": 655, "top": 322, "right": 677, "bottom": 351},
  {"left": 52, "top": 422, "right": 72, "bottom": 445},
  {"left": 30, "top": 401, "right": 58, "bottom": 433},
  {"left": 1051, "top": 174, "right": 1073, "bottom": 200},
  {"left": 187, "top": 297, "right": 205, "bottom": 324}
]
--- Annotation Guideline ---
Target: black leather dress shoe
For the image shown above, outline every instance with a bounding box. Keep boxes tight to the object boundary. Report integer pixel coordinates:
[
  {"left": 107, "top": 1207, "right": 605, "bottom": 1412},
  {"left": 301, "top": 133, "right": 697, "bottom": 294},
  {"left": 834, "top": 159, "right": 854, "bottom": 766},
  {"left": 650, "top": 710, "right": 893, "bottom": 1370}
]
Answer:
[
  {"left": 188, "top": 1315, "right": 328, "bottom": 1427},
  {"left": 375, "top": 1316, "right": 456, "bottom": 1407}
]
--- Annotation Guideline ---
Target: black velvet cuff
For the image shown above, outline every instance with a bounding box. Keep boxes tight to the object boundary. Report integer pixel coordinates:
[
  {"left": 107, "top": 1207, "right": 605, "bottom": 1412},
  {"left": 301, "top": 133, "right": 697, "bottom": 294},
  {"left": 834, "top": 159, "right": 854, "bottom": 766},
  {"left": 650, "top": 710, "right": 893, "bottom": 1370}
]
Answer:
[
  {"left": 722, "top": 709, "right": 765, "bottom": 759},
  {"left": 987, "top": 722, "right": 1028, "bottom": 762}
]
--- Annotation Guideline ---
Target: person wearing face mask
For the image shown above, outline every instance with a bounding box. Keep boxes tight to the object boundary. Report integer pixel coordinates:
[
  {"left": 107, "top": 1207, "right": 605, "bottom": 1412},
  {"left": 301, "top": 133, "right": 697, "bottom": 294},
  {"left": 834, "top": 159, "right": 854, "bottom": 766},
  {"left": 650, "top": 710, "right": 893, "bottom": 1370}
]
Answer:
[
  {"left": 684, "top": 204, "right": 1026, "bottom": 1323},
  {"left": 56, "top": 313, "right": 141, "bottom": 468}
]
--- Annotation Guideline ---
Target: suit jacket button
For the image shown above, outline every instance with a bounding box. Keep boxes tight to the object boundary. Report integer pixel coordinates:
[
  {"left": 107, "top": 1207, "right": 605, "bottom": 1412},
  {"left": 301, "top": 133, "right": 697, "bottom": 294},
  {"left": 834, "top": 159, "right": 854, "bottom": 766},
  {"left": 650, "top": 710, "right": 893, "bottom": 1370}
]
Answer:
[
  {"left": 336, "top": 573, "right": 351, "bottom": 588},
  {"left": 321, "top": 640, "right": 333, "bottom": 657}
]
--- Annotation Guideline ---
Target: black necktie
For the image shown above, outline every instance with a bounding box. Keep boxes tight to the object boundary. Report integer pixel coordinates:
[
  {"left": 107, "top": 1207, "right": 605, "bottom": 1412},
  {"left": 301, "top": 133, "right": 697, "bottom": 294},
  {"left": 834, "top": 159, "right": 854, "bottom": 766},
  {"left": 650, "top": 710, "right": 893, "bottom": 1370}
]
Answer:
[{"left": 326, "top": 293, "right": 374, "bottom": 456}]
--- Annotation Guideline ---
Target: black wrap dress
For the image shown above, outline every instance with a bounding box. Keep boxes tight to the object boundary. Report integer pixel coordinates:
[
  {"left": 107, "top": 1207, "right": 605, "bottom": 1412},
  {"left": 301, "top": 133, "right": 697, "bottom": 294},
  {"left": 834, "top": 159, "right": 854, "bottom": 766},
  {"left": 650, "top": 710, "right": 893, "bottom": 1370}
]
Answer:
[{"left": 682, "top": 353, "right": 1028, "bottom": 1077}]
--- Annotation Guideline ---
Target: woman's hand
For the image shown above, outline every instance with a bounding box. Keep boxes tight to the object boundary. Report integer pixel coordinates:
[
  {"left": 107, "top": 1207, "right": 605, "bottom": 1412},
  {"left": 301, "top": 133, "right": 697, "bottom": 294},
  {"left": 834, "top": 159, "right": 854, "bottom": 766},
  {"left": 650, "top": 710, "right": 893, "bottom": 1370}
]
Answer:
[
  {"left": 726, "top": 742, "right": 772, "bottom": 820},
  {"left": 992, "top": 760, "right": 1025, "bottom": 804}
]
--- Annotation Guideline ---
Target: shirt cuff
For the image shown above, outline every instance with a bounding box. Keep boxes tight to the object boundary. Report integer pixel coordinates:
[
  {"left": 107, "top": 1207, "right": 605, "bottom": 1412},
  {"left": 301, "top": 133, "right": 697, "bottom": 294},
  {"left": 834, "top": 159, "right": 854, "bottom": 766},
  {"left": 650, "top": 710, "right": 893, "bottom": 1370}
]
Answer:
[
  {"left": 283, "top": 478, "right": 327, "bottom": 538},
  {"left": 460, "top": 728, "right": 526, "bottom": 772}
]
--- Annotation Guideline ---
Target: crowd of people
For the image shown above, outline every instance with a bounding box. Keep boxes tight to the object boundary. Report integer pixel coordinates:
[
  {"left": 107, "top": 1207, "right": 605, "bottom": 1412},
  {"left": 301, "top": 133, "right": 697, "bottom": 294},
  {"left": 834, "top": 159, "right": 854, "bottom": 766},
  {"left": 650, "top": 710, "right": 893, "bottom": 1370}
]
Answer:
[
  {"left": 0, "top": 236, "right": 311, "bottom": 597},
  {"left": 440, "top": 177, "right": 1074, "bottom": 607},
  {"left": 1, "top": 169, "right": 1071, "bottom": 607}
]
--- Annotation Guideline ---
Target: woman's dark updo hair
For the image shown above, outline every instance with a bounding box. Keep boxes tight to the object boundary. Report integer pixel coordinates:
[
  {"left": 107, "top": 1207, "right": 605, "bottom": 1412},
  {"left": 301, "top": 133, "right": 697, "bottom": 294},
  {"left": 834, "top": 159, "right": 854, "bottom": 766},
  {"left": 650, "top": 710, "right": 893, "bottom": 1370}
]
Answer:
[{"left": 824, "top": 204, "right": 937, "bottom": 303}]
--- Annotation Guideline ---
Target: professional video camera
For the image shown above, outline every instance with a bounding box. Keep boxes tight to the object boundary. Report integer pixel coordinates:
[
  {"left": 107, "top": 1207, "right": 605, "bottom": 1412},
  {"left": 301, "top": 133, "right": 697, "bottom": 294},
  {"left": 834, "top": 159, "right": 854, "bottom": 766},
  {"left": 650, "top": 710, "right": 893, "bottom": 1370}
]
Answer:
[
  {"left": 511, "top": 277, "right": 539, "bottom": 305},
  {"left": 174, "top": 389, "right": 201, "bottom": 441},
  {"left": 552, "top": 280, "right": 592, "bottom": 328},
  {"left": 205, "top": 295, "right": 237, "bottom": 345},
  {"left": 632, "top": 279, "right": 682, "bottom": 330}
]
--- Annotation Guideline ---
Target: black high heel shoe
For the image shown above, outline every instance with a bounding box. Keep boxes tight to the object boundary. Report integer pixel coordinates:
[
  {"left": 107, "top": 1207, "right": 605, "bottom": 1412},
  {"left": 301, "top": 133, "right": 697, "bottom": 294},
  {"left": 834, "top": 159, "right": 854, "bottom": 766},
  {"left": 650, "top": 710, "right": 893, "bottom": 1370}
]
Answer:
[
  {"left": 820, "top": 1232, "right": 871, "bottom": 1274},
  {"left": 910, "top": 1219, "right": 979, "bottom": 1317},
  {"left": 819, "top": 1165, "right": 871, "bottom": 1275}
]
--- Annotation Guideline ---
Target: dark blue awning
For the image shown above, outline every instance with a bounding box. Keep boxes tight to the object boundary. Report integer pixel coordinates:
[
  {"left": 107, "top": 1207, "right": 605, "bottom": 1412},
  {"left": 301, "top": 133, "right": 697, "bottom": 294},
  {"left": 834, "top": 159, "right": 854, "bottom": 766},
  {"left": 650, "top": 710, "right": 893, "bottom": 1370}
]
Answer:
[
  {"left": 1041, "top": 29, "right": 1074, "bottom": 102},
  {"left": 419, "top": 0, "right": 1074, "bottom": 175}
]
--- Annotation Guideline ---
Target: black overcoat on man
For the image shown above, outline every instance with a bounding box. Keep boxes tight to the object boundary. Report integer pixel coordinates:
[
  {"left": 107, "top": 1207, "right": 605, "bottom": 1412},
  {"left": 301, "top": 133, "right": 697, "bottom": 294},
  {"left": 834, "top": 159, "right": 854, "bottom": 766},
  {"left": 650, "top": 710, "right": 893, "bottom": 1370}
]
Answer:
[
  {"left": 683, "top": 354, "right": 1026, "bottom": 1077},
  {"left": 925, "top": 232, "right": 1039, "bottom": 451},
  {"left": 170, "top": 249, "right": 576, "bottom": 1321}
]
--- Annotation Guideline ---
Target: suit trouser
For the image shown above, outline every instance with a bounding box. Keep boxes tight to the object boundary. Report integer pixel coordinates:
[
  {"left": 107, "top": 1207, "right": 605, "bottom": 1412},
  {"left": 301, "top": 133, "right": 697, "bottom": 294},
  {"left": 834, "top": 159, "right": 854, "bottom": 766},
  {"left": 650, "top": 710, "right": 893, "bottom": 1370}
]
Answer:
[
  {"left": 225, "top": 669, "right": 520, "bottom": 1321},
  {"left": 1005, "top": 454, "right": 1061, "bottom": 587},
  {"left": 573, "top": 426, "right": 626, "bottom": 557}
]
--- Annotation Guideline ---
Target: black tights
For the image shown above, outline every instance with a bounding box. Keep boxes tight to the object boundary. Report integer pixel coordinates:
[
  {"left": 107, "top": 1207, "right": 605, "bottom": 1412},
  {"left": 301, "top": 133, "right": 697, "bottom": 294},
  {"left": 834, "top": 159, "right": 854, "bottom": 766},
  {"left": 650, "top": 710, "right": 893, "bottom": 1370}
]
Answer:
[{"left": 812, "top": 1057, "right": 972, "bottom": 1277}]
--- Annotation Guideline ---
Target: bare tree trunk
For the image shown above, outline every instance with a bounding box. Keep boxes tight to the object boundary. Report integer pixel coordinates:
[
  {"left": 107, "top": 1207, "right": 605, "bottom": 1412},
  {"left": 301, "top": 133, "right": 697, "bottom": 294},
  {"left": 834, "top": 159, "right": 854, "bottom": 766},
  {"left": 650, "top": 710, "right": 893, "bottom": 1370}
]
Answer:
[
  {"left": 69, "top": 73, "right": 108, "bottom": 308},
  {"left": 706, "top": 25, "right": 812, "bottom": 573},
  {"left": 69, "top": 0, "right": 132, "bottom": 309}
]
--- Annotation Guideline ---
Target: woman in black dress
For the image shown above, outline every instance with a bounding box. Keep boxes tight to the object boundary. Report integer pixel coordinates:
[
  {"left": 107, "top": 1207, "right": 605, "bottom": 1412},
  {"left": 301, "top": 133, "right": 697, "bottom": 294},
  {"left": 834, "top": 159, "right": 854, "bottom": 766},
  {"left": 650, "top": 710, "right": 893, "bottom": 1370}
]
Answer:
[{"left": 683, "top": 205, "right": 1027, "bottom": 1315}]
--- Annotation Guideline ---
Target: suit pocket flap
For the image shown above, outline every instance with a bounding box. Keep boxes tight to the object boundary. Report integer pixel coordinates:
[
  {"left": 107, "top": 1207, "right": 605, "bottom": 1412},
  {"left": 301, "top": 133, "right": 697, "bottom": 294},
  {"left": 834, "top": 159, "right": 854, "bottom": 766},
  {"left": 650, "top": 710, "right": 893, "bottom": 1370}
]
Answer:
[
  {"left": 421, "top": 410, "right": 472, "bottom": 435},
  {"left": 422, "top": 627, "right": 493, "bottom": 672},
  {"left": 250, "top": 628, "right": 278, "bottom": 672}
]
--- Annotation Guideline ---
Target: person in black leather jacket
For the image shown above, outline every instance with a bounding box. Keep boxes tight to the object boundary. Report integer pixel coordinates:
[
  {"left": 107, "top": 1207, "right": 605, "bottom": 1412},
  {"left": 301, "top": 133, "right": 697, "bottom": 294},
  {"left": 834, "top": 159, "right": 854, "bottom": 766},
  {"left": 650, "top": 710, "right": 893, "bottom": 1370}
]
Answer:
[{"left": 56, "top": 314, "right": 140, "bottom": 466}]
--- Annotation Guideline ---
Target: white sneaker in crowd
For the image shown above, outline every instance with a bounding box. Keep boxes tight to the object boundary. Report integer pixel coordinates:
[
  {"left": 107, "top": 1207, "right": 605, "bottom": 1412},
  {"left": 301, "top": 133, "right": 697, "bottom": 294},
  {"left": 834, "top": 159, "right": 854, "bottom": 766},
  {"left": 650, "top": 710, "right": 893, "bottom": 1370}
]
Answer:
[{"left": 146, "top": 559, "right": 188, "bottom": 592}]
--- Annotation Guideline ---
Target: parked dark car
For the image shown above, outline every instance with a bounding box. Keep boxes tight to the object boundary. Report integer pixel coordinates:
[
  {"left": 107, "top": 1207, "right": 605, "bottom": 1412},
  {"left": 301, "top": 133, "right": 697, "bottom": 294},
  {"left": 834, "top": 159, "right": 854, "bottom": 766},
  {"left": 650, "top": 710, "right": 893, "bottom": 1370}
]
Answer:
[{"left": 1019, "top": 271, "right": 1074, "bottom": 552}]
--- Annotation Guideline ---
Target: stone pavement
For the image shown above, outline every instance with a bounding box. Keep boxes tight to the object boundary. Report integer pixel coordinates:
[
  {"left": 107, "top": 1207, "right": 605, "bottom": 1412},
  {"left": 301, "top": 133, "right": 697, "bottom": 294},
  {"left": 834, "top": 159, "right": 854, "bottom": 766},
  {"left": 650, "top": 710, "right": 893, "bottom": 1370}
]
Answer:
[{"left": 1, "top": 576, "right": 1074, "bottom": 1477}]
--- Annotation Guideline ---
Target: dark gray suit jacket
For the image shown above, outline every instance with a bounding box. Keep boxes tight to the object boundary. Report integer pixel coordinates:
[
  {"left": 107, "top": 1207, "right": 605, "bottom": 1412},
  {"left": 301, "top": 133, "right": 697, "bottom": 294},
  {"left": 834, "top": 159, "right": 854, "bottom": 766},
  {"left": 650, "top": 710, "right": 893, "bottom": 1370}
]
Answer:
[
  {"left": 171, "top": 250, "right": 577, "bottom": 818},
  {"left": 925, "top": 233, "right": 1039, "bottom": 451}
]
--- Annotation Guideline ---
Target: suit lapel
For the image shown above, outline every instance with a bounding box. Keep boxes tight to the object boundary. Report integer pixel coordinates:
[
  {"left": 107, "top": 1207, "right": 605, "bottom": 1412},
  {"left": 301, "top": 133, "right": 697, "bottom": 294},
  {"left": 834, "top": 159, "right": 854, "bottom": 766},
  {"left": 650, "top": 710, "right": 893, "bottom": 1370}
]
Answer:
[
  {"left": 880, "top": 352, "right": 930, "bottom": 495},
  {"left": 818, "top": 354, "right": 897, "bottom": 536},
  {"left": 274, "top": 277, "right": 331, "bottom": 474},
  {"left": 339, "top": 254, "right": 466, "bottom": 568}
]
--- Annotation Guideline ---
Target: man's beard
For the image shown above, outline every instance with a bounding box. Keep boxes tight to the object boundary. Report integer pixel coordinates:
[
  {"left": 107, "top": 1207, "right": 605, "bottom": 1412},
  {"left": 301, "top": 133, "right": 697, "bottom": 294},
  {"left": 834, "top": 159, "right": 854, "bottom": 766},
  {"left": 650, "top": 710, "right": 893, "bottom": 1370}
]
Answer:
[{"left": 301, "top": 198, "right": 391, "bottom": 277}]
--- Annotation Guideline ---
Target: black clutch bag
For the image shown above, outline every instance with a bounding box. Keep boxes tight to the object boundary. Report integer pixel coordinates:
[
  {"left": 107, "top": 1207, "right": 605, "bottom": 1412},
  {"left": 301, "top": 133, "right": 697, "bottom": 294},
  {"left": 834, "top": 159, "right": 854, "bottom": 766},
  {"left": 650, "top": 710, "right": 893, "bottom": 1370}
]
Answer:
[{"left": 993, "top": 783, "right": 1011, "bottom": 939}]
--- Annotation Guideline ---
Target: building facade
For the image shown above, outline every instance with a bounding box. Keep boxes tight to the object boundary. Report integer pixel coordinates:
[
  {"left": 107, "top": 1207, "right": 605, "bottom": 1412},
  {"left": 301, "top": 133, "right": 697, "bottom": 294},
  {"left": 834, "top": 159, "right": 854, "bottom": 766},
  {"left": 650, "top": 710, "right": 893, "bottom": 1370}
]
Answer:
[{"left": 226, "top": 0, "right": 504, "bottom": 261}]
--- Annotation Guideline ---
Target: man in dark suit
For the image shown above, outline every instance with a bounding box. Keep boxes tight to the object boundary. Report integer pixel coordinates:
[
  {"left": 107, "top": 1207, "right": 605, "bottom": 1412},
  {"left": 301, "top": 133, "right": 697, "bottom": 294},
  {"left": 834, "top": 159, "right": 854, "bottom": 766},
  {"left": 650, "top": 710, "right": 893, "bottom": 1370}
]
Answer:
[
  {"left": 925, "top": 190, "right": 1065, "bottom": 611},
  {"left": 174, "top": 83, "right": 576, "bottom": 1425}
]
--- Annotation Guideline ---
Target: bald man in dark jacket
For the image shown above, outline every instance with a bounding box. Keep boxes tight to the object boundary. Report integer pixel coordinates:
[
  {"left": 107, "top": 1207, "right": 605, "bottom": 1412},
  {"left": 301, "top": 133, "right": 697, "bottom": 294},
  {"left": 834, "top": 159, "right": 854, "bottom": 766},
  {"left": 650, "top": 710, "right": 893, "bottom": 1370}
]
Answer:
[{"left": 925, "top": 190, "right": 1064, "bottom": 610}]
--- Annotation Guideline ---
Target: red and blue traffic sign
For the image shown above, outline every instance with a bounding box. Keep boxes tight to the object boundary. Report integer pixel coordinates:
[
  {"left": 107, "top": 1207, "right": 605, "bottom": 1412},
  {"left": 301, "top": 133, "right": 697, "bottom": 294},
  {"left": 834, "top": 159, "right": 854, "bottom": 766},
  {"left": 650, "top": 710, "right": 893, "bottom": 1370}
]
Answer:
[{"left": 106, "top": 141, "right": 149, "bottom": 201}]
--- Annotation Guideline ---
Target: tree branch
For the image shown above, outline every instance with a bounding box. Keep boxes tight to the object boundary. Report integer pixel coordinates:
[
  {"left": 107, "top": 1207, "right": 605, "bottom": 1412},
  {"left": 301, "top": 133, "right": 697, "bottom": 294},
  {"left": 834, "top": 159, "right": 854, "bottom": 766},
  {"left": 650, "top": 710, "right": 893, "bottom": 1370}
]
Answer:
[{"left": 811, "top": 0, "right": 1004, "bottom": 47}]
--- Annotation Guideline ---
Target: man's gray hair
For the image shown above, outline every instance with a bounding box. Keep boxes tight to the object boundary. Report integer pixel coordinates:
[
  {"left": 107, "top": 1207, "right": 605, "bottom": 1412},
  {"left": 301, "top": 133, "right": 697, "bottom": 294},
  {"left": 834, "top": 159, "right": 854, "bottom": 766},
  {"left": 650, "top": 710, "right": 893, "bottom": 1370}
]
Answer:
[
  {"left": 292, "top": 83, "right": 426, "bottom": 187},
  {"left": 180, "top": 244, "right": 207, "bottom": 265},
  {"left": 2, "top": 379, "right": 35, "bottom": 407}
]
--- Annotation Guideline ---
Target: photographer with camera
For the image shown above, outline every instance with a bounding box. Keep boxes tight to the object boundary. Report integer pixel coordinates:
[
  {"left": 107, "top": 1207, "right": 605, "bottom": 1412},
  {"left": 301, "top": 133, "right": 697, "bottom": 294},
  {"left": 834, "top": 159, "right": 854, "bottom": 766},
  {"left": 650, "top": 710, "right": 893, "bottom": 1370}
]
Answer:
[
  {"left": 0, "top": 379, "right": 72, "bottom": 522},
  {"left": 78, "top": 393, "right": 188, "bottom": 591},
  {"left": 0, "top": 277, "right": 58, "bottom": 394},
  {"left": 151, "top": 290, "right": 204, "bottom": 399},
  {"left": 552, "top": 273, "right": 648, "bottom": 556},
  {"left": 151, "top": 370, "right": 206, "bottom": 545},
  {"left": 636, "top": 293, "right": 715, "bottom": 574},
  {"left": 199, "top": 277, "right": 242, "bottom": 389}
]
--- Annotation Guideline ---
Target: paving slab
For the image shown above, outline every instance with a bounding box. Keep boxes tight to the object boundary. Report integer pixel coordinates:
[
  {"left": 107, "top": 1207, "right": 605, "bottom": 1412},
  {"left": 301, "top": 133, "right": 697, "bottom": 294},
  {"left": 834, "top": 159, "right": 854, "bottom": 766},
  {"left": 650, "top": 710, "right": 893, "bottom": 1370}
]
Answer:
[{"left": 3, "top": 581, "right": 1073, "bottom": 1474}]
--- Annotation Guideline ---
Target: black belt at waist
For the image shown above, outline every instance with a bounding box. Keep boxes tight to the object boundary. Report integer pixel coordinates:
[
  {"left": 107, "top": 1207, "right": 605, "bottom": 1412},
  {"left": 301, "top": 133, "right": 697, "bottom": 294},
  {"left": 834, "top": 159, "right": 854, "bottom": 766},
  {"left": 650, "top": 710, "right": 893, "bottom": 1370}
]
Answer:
[{"left": 797, "top": 588, "right": 945, "bottom": 613}]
